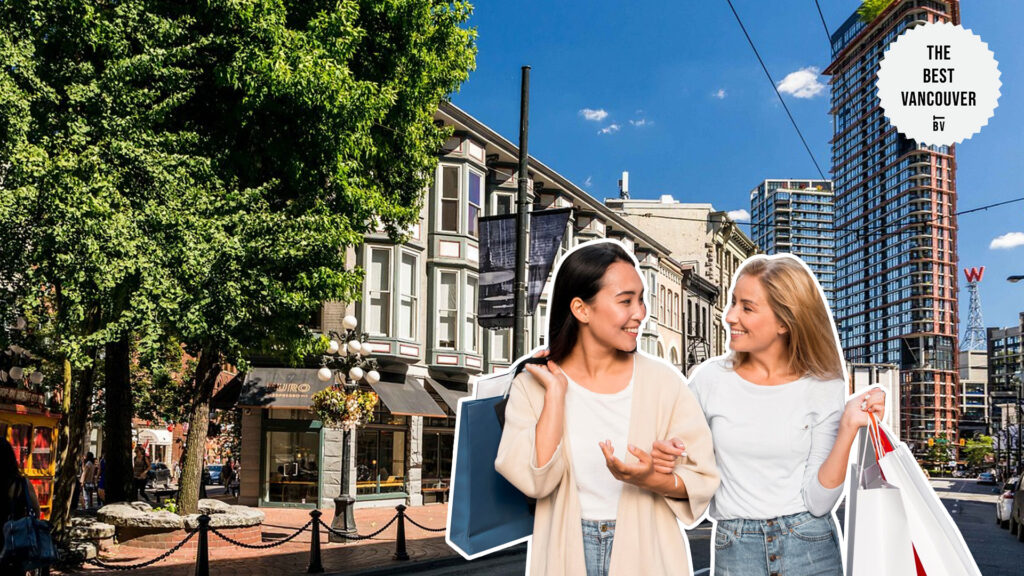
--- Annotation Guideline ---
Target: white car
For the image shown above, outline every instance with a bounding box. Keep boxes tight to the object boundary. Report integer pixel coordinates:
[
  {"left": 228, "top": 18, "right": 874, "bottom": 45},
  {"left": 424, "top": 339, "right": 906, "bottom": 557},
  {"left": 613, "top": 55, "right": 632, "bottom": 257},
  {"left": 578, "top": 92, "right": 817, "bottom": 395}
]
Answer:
[{"left": 997, "top": 477, "right": 1018, "bottom": 529}]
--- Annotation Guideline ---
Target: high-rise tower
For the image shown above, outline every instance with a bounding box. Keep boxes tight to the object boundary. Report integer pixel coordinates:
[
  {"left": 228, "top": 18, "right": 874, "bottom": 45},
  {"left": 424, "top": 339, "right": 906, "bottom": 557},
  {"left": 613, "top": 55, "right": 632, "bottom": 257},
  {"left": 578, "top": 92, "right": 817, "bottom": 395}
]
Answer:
[
  {"left": 749, "top": 179, "right": 836, "bottom": 306},
  {"left": 824, "top": 0, "right": 961, "bottom": 456}
]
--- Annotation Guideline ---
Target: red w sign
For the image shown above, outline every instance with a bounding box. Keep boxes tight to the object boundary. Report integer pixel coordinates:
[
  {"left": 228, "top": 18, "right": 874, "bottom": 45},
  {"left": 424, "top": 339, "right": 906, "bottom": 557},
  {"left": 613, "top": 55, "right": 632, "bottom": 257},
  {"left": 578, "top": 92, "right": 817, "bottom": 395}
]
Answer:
[{"left": 964, "top": 267, "right": 985, "bottom": 283}]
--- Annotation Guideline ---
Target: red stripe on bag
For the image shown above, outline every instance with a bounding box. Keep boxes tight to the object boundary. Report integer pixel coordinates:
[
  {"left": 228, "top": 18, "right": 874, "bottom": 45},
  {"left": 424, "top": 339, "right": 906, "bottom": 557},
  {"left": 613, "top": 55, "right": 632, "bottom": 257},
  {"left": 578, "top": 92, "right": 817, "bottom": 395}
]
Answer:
[{"left": 870, "top": 414, "right": 929, "bottom": 576}]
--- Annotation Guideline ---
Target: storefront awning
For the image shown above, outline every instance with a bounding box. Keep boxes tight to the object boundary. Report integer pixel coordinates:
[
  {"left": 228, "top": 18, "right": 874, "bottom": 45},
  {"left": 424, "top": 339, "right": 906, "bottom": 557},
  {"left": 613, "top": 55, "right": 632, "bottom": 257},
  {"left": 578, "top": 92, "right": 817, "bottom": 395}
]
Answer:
[
  {"left": 422, "top": 377, "right": 470, "bottom": 412},
  {"left": 369, "top": 376, "right": 446, "bottom": 418},
  {"left": 138, "top": 429, "right": 172, "bottom": 445},
  {"left": 237, "top": 368, "right": 332, "bottom": 409}
]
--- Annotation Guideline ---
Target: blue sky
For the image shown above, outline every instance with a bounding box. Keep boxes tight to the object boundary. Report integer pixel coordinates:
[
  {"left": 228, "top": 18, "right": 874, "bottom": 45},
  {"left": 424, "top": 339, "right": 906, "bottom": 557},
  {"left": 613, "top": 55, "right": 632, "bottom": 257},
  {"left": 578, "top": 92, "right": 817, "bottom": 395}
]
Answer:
[{"left": 451, "top": 0, "right": 1024, "bottom": 335}]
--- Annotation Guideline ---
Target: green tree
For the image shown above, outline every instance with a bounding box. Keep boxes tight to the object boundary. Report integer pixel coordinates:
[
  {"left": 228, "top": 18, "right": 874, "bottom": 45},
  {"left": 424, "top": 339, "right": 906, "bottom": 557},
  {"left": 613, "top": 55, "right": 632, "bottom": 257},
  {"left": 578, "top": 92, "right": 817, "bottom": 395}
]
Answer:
[
  {"left": 858, "top": 0, "right": 897, "bottom": 23},
  {"left": 3, "top": 0, "right": 476, "bottom": 518},
  {"left": 962, "top": 435, "right": 993, "bottom": 469}
]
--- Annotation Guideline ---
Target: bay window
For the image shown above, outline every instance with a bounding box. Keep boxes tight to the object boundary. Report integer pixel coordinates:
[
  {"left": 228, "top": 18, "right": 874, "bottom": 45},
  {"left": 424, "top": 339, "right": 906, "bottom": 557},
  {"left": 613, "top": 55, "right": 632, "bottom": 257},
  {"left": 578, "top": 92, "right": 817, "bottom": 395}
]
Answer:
[
  {"left": 367, "top": 248, "right": 391, "bottom": 335},
  {"left": 437, "top": 272, "right": 459, "bottom": 349},
  {"left": 434, "top": 268, "right": 480, "bottom": 353},
  {"left": 436, "top": 163, "right": 485, "bottom": 237},
  {"left": 398, "top": 251, "right": 418, "bottom": 340}
]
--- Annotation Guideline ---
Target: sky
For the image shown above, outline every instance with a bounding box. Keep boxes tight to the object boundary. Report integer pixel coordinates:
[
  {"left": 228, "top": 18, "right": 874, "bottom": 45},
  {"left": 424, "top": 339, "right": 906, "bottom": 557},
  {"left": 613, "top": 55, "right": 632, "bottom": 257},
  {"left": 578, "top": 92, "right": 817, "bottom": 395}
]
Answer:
[{"left": 450, "top": 0, "right": 1024, "bottom": 337}]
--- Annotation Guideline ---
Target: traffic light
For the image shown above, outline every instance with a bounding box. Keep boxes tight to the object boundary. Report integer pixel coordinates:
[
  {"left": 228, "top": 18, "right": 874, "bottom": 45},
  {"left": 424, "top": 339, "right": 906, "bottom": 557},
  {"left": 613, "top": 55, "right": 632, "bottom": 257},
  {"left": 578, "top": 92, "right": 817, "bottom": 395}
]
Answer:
[{"left": 959, "top": 438, "right": 965, "bottom": 446}]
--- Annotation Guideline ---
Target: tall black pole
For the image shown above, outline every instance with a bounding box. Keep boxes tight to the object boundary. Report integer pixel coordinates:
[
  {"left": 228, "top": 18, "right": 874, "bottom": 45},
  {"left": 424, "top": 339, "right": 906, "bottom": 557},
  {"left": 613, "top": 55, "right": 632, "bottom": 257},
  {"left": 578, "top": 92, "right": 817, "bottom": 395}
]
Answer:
[{"left": 513, "top": 66, "right": 531, "bottom": 360}]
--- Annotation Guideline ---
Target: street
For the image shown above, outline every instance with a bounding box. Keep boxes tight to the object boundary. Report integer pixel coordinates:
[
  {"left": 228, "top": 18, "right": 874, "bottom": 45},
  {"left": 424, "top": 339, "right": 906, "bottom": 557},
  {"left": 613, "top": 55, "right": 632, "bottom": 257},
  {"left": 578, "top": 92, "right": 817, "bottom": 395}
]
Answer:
[{"left": 417, "top": 478, "right": 1024, "bottom": 576}]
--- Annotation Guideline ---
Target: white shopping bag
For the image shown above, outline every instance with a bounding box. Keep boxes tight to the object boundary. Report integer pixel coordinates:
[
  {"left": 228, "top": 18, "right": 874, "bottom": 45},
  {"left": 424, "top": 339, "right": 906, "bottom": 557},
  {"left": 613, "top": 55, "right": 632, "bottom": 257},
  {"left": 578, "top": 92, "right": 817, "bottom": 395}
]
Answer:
[
  {"left": 872, "top": 417, "right": 982, "bottom": 576},
  {"left": 847, "top": 428, "right": 916, "bottom": 576}
]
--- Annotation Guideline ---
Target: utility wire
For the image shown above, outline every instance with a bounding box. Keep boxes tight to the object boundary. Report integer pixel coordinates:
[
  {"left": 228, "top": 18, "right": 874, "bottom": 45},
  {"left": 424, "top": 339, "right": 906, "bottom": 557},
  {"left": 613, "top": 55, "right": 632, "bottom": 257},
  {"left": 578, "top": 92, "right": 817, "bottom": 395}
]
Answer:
[
  {"left": 723, "top": 0, "right": 828, "bottom": 181},
  {"left": 812, "top": 0, "right": 835, "bottom": 57},
  {"left": 627, "top": 195, "right": 1024, "bottom": 237}
]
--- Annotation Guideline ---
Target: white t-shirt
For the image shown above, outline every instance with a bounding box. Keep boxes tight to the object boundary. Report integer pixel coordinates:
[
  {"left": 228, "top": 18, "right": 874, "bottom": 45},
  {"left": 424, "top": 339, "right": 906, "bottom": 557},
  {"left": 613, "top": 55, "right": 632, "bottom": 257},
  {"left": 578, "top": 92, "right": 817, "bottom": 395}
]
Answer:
[
  {"left": 689, "top": 358, "right": 846, "bottom": 520},
  {"left": 565, "top": 372, "right": 633, "bottom": 521}
]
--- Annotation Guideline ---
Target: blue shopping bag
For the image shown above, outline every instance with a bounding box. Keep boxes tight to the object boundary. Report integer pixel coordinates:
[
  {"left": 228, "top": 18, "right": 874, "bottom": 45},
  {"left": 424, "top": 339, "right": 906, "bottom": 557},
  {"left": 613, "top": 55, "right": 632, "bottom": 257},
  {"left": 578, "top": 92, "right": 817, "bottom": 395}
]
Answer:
[{"left": 446, "top": 393, "right": 534, "bottom": 559}]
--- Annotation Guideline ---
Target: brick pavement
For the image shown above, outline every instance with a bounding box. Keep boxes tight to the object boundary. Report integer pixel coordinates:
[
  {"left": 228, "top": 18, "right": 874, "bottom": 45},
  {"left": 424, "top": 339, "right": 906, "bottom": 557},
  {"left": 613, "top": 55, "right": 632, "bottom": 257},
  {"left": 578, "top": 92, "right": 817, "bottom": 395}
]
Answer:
[{"left": 59, "top": 503, "right": 458, "bottom": 576}]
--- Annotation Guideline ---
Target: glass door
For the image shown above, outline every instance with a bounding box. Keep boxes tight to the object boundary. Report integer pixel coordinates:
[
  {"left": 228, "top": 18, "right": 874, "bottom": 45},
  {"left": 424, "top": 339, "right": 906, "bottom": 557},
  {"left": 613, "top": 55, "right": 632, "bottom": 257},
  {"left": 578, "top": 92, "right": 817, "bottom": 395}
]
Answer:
[{"left": 264, "top": 430, "right": 320, "bottom": 505}]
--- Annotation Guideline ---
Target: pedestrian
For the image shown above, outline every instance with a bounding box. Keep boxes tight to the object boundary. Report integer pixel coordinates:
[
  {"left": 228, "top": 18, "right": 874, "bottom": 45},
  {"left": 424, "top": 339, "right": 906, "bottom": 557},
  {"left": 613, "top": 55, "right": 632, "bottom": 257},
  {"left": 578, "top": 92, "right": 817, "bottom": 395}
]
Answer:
[
  {"left": 132, "top": 445, "right": 151, "bottom": 503},
  {"left": 1, "top": 438, "right": 44, "bottom": 573},
  {"left": 652, "top": 254, "right": 885, "bottom": 575},
  {"left": 495, "top": 240, "right": 720, "bottom": 576},
  {"left": 222, "top": 459, "right": 234, "bottom": 487},
  {"left": 97, "top": 453, "right": 106, "bottom": 506},
  {"left": 80, "top": 451, "right": 99, "bottom": 509}
]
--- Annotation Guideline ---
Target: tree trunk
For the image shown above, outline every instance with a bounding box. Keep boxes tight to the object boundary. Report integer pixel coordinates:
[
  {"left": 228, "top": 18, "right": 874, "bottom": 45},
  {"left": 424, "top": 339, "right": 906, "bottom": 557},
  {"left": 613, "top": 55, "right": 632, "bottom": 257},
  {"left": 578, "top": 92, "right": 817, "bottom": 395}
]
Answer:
[
  {"left": 176, "top": 346, "right": 220, "bottom": 515},
  {"left": 50, "top": 353, "right": 97, "bottom": 539},
  {"left": 102, "top": 335, "right": 134, "bottom": 503}
]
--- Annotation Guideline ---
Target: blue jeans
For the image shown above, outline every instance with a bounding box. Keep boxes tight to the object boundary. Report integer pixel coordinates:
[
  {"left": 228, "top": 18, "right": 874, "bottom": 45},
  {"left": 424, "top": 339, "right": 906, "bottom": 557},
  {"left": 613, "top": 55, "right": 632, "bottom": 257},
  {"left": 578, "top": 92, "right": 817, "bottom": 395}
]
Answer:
[
  {"left": 581, "top": 519, "right": 615, "bottom": 576},
  {"left": 714, "top": 511, "right": 842, "bottom": 576}
]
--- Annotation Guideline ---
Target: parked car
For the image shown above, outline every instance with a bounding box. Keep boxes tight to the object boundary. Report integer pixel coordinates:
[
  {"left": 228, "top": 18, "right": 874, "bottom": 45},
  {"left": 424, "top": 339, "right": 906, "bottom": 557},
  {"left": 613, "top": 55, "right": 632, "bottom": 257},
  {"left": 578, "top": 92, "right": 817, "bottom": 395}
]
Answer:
[
  {"left": 997, "top": 478, "right": 1018, "bottom": 529},
  {"left": 206, "top": 464, "right": 223, "bottom": 484},
  {"left": 1010, "top": 476, "right": 1024, "bottom": 541},
  {"left": 147, "top": 462, "right": 172, "bottom": 488},
  {"left": 978, "top": 472, "right": 997, "bottom": 485}
]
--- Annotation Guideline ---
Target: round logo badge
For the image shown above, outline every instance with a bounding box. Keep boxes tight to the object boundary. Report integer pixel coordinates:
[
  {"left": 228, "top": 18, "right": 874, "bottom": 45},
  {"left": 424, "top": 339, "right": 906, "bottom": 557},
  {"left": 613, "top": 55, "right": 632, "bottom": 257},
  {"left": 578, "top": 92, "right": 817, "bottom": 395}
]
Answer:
[{"left": 875, "top": 22, "right": 1000, "bottom": 146}]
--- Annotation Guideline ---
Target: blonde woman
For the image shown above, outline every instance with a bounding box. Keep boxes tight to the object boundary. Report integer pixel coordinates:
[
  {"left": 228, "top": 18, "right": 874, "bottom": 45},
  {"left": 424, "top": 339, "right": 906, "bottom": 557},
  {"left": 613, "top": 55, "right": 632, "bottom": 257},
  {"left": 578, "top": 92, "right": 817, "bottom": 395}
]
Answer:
[
  {"left": 495, "top": 240, "right": 720, "bottom": 576},
  {"left": 653, "top": 254, "right": 884, "bottom": 575}
]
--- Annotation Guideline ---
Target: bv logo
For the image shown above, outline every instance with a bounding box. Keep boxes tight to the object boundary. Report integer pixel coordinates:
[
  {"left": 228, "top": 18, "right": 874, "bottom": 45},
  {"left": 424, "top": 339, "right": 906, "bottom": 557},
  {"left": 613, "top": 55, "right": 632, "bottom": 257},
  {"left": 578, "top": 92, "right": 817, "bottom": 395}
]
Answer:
[{"left": 963, "top": 267, "right": 985, "bottom": 283}]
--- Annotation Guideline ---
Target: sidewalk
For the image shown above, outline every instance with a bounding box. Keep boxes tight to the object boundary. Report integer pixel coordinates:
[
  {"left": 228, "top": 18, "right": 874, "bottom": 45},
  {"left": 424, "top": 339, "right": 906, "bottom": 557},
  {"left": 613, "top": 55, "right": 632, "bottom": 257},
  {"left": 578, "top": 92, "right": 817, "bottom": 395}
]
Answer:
[{"left": 62, "top": 503, "right": 461, "bottom": 576}]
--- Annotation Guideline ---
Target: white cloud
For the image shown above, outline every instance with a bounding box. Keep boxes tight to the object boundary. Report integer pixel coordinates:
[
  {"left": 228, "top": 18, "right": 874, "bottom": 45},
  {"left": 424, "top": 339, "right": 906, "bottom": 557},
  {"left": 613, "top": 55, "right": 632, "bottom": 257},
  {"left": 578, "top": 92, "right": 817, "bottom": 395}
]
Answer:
[
  {"left": 713, "top": 89, "right": 727, "bottom": 99},
  {"left": 776, "top": 67, "right": 825, "bottom": 99},
  {"left": 629, "top": 118, "right": 650, "bottom": 127},
  {"left": 990, "top": 232, "right": 1024, "bottom": 250},
  {"left": 579, "top": 108, "right": 608, "bottom": 122},
  {"left": 584, "top": 176, "right": 593, "bottom": 188},
  {"left": 727, "top": 209, "right": 751, "bottom": 222},
  {"left": 598, "top": 123, "right": 620, "bottom": 135}
]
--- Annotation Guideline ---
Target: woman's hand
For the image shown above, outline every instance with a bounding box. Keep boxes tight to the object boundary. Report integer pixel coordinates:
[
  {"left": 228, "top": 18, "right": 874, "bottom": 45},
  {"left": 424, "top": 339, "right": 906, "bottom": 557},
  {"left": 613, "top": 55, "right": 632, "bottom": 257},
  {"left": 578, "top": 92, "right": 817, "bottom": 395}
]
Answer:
[
  {"left": 651, "top": 438, "right": 687, "bottom": 474},
  {"left": 522, "top": 349, "right": 568, "bottom": 399},
  {"left": 600, "top": 441, "right": 656, "bottom": 487},
  {"left": 840, "top": 388, "right": 886, "bottom": 433}
]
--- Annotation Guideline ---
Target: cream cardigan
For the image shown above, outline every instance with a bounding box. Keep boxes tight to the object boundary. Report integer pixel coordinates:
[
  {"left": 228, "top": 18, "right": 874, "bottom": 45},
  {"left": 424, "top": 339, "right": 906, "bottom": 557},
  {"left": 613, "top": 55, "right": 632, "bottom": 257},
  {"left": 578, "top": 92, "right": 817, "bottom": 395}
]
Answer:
[{"left": 495, "top": 353, "right": 720, "bottom": 576}]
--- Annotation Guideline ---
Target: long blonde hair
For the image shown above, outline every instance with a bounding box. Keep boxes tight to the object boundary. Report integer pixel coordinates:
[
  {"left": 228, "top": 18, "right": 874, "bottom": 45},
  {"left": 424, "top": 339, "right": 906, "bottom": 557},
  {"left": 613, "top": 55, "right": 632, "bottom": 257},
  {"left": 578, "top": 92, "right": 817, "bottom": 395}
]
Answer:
[{"left": 730, "top": 255, "right": 844, "bottom": 380}]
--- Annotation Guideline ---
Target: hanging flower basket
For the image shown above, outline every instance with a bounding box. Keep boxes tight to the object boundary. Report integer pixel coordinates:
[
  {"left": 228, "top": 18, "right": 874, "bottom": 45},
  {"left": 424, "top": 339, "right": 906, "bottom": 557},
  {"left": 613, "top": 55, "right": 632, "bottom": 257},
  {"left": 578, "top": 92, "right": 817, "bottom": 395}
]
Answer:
[{"left": 310, "top": 386, "right": 378, "bottom": 431}]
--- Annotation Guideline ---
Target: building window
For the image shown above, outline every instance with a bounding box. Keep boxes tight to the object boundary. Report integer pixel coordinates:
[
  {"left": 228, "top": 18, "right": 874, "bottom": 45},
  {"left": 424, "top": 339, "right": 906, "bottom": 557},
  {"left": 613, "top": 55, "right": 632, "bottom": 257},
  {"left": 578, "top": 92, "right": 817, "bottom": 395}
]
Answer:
[
  {"left": 368, "top": 248, "right": 391, "bottom": 336},
  {"left": 659, "top": 286, "right": 666, "bottom": 320},
  {"left": 468, "top": 171, "right": 482, "bottom": 238},
  {"left": 440, "top": 165, "right": 460, "bottom": 232},
  {"left": 437, "top": 271, "right": 459, "bottom": 349},
  {"left": 492, "top": 329, "right": 512, "bottom": 362},
  {"left": 674, "top": 294, "right": 680, "bottom": 330},
  {"left": 493, "top": 193, "right": 514, "bottom": 216},
  {"left": 398, "top": 252, "right": 418, "bottom": 340},
  {"left": 465, "top": 275, "right": 479, "bottom": 353}
]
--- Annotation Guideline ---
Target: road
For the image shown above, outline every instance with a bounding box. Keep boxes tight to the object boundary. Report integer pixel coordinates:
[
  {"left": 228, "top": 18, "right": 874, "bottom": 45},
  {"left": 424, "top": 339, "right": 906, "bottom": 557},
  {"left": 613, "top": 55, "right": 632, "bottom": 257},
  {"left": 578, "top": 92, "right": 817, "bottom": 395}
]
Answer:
[{"left": 427, "top": 478, "right": 1024, "bottom": 575}]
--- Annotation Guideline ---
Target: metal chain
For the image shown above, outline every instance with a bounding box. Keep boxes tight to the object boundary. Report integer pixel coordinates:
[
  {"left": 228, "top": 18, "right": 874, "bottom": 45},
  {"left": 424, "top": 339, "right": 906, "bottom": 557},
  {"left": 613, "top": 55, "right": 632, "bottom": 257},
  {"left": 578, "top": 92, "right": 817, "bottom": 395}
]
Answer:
[
  {"left": 83, "top": 530, "right": 196, "bottom": 571},
  {"left": 208, "top": 520, "right": 312, "bottom": 549},
  {"left": 403, "top": 515, "right": 446, "bottom": 533},
  {"left": 317, "top": 513, "right": 398, "bottom": 540}
]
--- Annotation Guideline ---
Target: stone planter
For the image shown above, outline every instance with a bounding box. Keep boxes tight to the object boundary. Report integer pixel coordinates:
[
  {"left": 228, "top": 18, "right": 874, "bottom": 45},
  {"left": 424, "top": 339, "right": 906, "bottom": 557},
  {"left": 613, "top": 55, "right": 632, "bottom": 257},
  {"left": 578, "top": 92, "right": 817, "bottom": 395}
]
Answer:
[{"left": 97, "top": 499, "right": 265, "bottom": 549}]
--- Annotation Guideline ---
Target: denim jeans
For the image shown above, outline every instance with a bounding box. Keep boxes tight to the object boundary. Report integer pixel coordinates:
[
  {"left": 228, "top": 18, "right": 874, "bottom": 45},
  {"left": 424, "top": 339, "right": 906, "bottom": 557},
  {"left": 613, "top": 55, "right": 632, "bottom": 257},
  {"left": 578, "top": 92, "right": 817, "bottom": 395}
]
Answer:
[
  {"left": 714, "top": 511, "right": 842, "bottom": 576},
  {"left": 581, "top": 519, "right": 616, "bottom": 576}
]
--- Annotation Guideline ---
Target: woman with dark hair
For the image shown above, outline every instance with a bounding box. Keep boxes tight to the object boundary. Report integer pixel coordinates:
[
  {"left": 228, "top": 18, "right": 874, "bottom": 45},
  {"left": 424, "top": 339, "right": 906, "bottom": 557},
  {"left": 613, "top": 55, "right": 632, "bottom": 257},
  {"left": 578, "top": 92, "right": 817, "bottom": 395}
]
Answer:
[
  {"left": 1, "top": 437, "right": 41, "bottom": 572},
  {"left": 495, "top": 240, "right": 720, "bottom": 576}
]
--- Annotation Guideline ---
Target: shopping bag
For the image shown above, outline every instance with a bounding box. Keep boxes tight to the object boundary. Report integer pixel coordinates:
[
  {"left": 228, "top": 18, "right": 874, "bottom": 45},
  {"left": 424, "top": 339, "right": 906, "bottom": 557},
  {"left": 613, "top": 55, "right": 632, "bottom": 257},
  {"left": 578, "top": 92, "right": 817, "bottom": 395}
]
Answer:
[
  {"left": 872, "top": 417, "right": 982, "bottom": 576},
  {"left": 847, "top": 427, "right": 916, "bottom": 576},
  {"left": 1, "top": 478, "right": 57, "bottom": 570},
  {"left": 446, "top": 368, "right": 534, "bottom": 559}
]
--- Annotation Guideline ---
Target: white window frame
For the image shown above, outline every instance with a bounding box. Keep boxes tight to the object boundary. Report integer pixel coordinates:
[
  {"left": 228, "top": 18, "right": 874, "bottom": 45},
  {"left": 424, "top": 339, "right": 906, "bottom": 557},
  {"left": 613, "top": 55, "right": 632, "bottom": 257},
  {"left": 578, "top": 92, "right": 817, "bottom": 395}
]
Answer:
[
  {"left": 465, "top": 273, "right": 479, "bottom": 353},
  {"left": 398, "top": 250, "right": 419, "bottom": 341},
  {"left": 436, "top": 270, "right": 460, "bottom": 349},
  {"left": 439, "top": 164, "right": 461, "bottom": 233},
  {"left": 366, "top": 247, "right": 392, "bottom": 337}
]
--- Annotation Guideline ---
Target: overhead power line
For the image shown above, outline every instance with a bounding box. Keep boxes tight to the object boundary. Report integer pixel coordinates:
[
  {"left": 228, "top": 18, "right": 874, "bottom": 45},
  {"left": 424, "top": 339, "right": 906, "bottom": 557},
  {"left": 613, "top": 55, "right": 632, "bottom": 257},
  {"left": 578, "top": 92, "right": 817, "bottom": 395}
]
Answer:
[{"left": 723, "top": 0, "right": 828, "bottom": 181}]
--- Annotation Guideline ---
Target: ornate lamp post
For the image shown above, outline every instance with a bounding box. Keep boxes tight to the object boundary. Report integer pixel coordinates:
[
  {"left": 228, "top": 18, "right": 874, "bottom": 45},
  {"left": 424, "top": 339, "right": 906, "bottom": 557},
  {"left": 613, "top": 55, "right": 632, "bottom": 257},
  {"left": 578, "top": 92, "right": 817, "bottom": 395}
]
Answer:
[{"left": 312, "top": 315, "right": 380, "bottom": 543}]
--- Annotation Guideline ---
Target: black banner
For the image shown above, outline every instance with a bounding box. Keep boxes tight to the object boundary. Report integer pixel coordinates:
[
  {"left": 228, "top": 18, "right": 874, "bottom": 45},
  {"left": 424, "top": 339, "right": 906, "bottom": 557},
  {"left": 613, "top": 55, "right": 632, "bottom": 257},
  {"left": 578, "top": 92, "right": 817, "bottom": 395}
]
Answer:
[{"left": 477, "top": 208, "right": 571, "bottom": 329}]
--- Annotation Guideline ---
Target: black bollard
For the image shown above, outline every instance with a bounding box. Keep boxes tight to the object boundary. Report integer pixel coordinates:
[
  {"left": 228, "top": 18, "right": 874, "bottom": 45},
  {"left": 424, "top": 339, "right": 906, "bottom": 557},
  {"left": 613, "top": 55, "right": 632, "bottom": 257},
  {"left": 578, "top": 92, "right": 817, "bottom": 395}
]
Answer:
[
  {"left": 307, "top": 510, "right": 324, "bottom": 573},
  {"left": 393, "top": 504, "right": 409, "bottom": 561},
  {"left": 195, "top": 515, "right": 210, "bottom": 576}
]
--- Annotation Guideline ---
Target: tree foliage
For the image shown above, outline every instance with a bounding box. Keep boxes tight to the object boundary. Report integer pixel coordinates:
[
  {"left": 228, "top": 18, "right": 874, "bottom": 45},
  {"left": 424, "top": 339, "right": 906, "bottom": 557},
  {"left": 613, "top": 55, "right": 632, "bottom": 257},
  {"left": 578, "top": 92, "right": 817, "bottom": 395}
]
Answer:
[
  {"left": 858, "top": 0, "right": 897, "bottom": 23},
  {"left": 962, "top": 435, "right": 993, "bottom": 468},
  {"left": 2, "top": 0, "right": 476, "bottom": 515}
]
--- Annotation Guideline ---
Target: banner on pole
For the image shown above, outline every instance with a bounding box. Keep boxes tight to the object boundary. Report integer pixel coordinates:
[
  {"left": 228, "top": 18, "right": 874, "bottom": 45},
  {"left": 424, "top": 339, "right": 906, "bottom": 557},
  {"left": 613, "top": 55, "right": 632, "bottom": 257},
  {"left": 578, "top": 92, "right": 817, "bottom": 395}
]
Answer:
[{"left": 477, "top": 208, "right": 571, "bottom": 329}]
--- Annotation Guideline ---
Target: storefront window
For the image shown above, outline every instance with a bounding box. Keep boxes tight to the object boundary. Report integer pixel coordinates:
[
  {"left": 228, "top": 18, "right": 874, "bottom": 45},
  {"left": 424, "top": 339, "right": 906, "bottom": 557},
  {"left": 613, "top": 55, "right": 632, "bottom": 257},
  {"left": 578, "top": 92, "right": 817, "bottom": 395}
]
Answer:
[
  {"left": 422, "top": 431, "right": 453, "bottom": 490},
  {"left": 9, "top": 424, "right": 31, "bottom": 468},
  {"left": 356, "top": 428, "right": 407, "bottom": 496},
  {"left": 264, "top": 430, "right": 319, "bottom": 505}
]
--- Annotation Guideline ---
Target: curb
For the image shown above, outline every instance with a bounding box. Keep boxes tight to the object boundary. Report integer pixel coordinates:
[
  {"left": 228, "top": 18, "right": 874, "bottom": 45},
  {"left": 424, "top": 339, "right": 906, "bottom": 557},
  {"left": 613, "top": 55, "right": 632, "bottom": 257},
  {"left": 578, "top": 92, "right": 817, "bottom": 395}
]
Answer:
[{"left": 328, "top": 543, "right": 527, "bottom": 576}]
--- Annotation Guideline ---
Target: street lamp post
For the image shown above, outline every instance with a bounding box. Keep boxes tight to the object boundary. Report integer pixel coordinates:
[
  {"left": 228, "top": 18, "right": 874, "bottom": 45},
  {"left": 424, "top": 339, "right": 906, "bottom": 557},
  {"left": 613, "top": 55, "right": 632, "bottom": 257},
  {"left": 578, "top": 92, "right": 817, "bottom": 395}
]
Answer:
[{"left": 315, "top": 315, "right": 381, "bottom": 543}]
